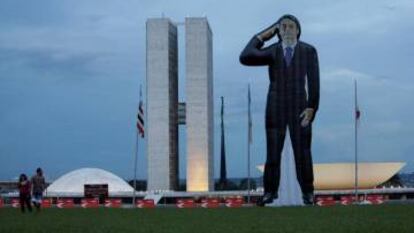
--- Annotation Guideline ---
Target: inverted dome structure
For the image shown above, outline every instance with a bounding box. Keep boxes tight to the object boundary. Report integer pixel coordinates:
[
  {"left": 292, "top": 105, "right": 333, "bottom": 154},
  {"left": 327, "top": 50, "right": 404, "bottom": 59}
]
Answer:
[
  {"left": 257, "top": 162, "right": 406, "bottom": 190},
  {"left": 46, "top": 168, "right": 134, "bottom": 197}
]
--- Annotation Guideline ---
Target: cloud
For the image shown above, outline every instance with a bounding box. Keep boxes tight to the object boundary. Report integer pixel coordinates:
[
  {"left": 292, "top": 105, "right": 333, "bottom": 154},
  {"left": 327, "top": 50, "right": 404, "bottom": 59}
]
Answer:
[
  {"left": 0, "top": 47, "right": 101, "bottom": 81},
  {"left": 1, "top": 0, "right": 414, "bottom": 180},
  {"left": 303, "top": 0, "right": 414, "bottom": 35},
  {"left": 313, "top": 66, "right": 414, "bottom": 169}
]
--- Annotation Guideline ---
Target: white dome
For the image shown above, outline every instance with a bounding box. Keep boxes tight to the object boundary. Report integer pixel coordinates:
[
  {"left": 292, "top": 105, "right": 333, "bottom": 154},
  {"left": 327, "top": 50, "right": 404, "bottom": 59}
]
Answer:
[{"left": 46, "top": 168, "right": 134, "bottom": 197}]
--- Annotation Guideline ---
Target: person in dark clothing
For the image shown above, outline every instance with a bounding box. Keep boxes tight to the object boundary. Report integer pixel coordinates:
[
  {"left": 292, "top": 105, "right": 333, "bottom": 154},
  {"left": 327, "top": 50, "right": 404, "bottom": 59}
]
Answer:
[
  {"left": 31, "top": 167, "right": 46, "bottom": 211},
  {"left": 240, "top": 14, "right": 320, "bottom": 206},
  {"left": 18, "top": 173, "right": 32, "bottom": 213}
]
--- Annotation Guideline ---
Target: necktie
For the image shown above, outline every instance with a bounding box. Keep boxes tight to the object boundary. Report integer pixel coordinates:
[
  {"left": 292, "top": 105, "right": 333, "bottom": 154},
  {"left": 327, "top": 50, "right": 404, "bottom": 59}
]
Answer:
[{"left": 285, "top": 47, "right": 293, "bottom": 66}]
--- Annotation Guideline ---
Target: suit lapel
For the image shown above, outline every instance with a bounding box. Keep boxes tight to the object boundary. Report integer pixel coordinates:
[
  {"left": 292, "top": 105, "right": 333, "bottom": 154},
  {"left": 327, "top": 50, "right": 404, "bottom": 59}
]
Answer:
[
  {"left": 291, "top": 42, "right": 301, "bottom": 67},
  {"left": 275, "top": 43, "right": 285, "bottom": 67}
]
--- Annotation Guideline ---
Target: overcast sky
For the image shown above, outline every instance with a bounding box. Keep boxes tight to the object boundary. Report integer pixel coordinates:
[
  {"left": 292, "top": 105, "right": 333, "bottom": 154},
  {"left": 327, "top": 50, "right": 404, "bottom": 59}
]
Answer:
[{"left": 1, "top": 0, "right": 413, "bottom": 181}]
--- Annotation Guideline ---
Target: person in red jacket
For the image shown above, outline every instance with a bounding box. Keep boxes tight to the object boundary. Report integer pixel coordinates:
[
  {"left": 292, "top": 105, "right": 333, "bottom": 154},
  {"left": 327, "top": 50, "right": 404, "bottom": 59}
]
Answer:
[{"left": 18, "top": 173, "right": 32, "bottom": 213}]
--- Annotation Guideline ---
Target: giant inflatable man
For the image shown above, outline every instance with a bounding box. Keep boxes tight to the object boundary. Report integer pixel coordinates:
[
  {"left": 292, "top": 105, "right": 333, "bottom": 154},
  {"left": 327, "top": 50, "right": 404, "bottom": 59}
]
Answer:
[{"left": 240, "top": 14, "right": 320, "bottom": 206}]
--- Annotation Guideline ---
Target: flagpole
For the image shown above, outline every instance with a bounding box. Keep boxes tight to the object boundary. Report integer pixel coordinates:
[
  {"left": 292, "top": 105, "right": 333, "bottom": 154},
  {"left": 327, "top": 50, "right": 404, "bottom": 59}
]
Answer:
[
  {"left": 247, "top": 84, "right": 251, "bottom": 204},
  {"left": 220, "top": 96, "right": 227, "bottom": 189},
  {"left": 132, "top": 126, "right": 139, "bottom": 208},
  {"left": 354, "top": 79, "right": 359, "bottom": 203},
  {"left": 133, "top": 84, "right": 143, "bottom": 208}
]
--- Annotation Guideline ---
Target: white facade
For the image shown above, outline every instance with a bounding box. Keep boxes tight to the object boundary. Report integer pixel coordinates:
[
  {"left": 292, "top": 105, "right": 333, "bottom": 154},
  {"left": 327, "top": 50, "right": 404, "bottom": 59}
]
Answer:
[
  {"left": 185, "top": 18, "right": 214, "bottom": 191},
  {"left": 45, "top": 168, "right": 134, "bottom": 196},
  {"left": 146, "top": 18, "right": 179, "bottom": 191},
  {"left": 146, "top": 17, "right": 214, "bottom": 192}
]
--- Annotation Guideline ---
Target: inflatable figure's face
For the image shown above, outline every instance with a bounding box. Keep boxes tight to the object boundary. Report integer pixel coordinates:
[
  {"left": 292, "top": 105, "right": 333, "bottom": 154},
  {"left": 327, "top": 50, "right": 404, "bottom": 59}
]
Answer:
[{"left": 279, "top": 18, "right": 299, "bottom": 45}]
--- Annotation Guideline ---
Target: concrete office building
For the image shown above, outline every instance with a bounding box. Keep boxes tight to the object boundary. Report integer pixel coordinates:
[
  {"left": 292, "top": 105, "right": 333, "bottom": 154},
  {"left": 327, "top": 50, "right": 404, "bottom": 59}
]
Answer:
[
  {"left": 185, "top": 18, "right": 214, "bottom": 191},
  {"left": 146, "top": 17, "right": 213, "bottom": 192},
  {"left": 146, "top": 18, "right": 179, "bottom": 191}
]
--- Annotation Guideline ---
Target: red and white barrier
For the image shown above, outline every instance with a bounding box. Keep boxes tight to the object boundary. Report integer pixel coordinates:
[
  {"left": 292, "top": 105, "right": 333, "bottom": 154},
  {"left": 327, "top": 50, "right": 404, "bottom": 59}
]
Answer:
[
  {"left": 365, "top": 195, "right": 384, "bottom": 205},
  {"left": 316, "top": 196, "right": 336, "bottom": 206},
  {"left": 57, "top": 199, "right": 74, "bottom": 208},
  {"left": 136, "top": 199, "right": 155, "bottom": 208},
  {"left": 11, "top": 198, "right": 20, "bottom": 208},
  {"left": 177, "top": 199, "right": 195, "bottom": 208},
  {"left": 201, "top": 198, "right": 220, "bottom": 208},
  {"left": 225, "top": 197, "right": 244, "bottom": 208},
  {"left": 341, "top": 195, "right": 384, "bottom": 205},
  {"left": 0, "top": 199, "right": 3, "bottom": 208},
  {"left": 104, "top": 199, "right": 122, "bottom": 208},
  {"left": 81, "top": 198, "right": 99, "bottom": 208},
  {"left": 41, "top": 199, "right": 52, "bottom": 208},
  {"left": 340, "top": 196, "right": 356, "bottom": 205}
]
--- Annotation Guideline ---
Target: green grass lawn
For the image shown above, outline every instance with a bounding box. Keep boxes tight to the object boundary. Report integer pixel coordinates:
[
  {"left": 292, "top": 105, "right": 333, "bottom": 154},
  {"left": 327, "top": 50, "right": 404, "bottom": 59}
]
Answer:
[{"left": 1, "top": 204, "right": 413, "bottom": 233}]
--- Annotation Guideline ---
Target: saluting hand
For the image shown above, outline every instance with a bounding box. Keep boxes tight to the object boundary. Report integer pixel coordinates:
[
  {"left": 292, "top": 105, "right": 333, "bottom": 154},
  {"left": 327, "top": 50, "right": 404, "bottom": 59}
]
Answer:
[{"left": 257, "top": 23, "right": 279, "bottom": 42}]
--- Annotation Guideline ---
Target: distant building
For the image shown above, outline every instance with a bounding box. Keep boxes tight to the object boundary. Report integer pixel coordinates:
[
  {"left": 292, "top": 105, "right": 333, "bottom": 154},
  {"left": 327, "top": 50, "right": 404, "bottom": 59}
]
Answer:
[
  {"left": 0, "top": 181, "right": 18, "bottom": 194},
  {"left": 45, "top": 168, "right": 133, "bottom": 197},
  {"left": 146, "top": 18, "right": 179, "bottom": 191},
  {"left": 185, "top": 18, "right": 214, "bottom": 192},
  {"left": 257, "top": 162, "right": 406, "bottom": 190},
  {"left": 146, "top": 17, "right": 214, "bottom": 192}
]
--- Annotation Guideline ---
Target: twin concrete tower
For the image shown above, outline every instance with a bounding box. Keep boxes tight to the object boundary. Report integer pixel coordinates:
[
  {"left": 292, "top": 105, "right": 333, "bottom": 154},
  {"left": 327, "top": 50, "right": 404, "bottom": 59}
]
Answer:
[{"left": 146, "top": 17, "right": 214, "bottom": 192}]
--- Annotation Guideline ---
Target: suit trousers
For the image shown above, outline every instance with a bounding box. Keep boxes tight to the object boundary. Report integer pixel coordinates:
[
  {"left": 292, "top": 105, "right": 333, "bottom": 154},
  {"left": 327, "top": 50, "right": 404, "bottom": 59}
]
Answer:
[{"left": 263, "top": 97, "right": 314, "bottom": 196}]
